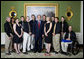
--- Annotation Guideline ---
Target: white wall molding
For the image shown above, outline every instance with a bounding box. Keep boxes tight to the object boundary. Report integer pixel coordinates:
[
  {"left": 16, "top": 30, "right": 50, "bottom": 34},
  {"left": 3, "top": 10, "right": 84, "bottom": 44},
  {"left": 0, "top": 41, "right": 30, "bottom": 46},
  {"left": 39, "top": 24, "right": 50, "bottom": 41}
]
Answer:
[
  {"left": 1, "top": 33, "right": 6, "bottom": 45},
  {"left": 80, "top": 1, "right": 83, "bottom": 44},
  {"left": 1, "top": 32, "right": 83, "bottom": 45}
]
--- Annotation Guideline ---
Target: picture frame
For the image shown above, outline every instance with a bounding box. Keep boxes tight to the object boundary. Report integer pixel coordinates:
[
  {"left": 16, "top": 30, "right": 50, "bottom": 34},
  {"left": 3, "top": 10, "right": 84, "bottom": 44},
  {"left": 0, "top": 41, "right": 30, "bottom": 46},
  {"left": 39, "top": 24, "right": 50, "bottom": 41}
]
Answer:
[{"left": 24, "top": 3, "right": 58, "bottom": 19}]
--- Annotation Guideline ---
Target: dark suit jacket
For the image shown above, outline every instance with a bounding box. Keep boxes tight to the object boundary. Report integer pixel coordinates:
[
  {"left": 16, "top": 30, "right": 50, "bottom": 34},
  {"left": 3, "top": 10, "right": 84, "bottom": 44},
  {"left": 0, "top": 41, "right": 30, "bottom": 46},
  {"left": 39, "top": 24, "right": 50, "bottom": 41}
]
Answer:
[
  {"left": 60, "top": 21, "right": 68, "bottom": 33},
  {"left": 19, "top": 21, "right": 24, "bottom": 25},
  {"left": 41, "top": 20, "right": 47, "bottom": 35},
  {"left": 30, "top": 20, "right": 37, "bottom": 35},
  {"left": 4, "top": 21, "right": 12, "bottom": 37},
  {"left": 64, "top": 31, "right": 76, "bottom": 41},
  {"left": 53, "top": 22, "right": 61, "bottom": 34},
  {"left": 51, "top": 21, "right": 55, "bottom": 33},
  {"left": 35, "top": 20, "right": 44, "bottom": 37}
]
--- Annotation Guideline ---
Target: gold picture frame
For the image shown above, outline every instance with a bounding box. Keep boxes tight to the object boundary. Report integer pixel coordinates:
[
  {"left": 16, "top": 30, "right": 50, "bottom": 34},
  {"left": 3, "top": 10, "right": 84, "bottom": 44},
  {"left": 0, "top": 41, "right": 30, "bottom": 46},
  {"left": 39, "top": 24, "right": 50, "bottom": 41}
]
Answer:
[{"left": 24, "top": 3, "right": 58, "bottom": 18}]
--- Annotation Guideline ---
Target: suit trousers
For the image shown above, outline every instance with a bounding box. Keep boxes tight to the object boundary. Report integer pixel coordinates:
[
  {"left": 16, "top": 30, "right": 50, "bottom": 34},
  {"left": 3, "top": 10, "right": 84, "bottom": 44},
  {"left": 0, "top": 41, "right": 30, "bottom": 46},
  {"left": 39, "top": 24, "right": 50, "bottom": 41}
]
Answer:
[{"left": 34, "top": 34, "right": 42, "bottom": 52}]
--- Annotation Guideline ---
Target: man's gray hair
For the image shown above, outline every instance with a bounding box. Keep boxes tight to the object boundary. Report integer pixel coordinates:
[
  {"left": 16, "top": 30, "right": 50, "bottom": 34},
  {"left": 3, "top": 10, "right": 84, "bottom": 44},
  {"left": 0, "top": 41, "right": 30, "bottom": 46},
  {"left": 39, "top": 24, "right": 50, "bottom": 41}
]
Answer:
[{"left": 6, "top": 17, "right": 10, "bottom": 20}]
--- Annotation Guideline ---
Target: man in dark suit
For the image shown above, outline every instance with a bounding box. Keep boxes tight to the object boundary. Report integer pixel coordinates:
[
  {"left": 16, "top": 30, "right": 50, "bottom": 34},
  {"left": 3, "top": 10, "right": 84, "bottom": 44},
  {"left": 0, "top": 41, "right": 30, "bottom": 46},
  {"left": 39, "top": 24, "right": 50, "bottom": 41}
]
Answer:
[
  {"left": 34, "top": 15, "right": 44, "bottom": 53},
  {"left": 4, "top": 17, "right": 13, "bottom": 55}
]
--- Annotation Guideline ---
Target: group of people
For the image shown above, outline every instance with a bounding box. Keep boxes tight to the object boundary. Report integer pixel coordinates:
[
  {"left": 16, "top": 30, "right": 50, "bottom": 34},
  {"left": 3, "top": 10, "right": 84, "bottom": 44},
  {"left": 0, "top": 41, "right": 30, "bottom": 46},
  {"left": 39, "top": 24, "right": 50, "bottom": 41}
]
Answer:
[{"left": 4, "top": 14, "right": 77, "bottom": 56}]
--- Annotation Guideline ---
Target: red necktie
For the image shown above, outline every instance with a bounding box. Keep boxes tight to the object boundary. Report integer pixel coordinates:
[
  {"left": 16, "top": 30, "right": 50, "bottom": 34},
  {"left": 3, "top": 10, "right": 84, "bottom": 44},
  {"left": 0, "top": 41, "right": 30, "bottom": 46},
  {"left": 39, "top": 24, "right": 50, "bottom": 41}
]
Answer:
[{"left": 38, "top": 21, "right": 40, "bottom": 29}]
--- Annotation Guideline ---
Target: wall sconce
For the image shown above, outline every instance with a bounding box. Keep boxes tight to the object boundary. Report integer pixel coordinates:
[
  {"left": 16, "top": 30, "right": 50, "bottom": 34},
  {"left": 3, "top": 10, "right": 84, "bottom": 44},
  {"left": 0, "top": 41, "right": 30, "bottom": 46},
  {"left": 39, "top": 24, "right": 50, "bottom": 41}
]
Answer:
[
  {"left": 65, "top": 6, "right": 73, "bottom": 20},
  {"left": 9, "top": 6, "right": 17, "bottom": 18}
]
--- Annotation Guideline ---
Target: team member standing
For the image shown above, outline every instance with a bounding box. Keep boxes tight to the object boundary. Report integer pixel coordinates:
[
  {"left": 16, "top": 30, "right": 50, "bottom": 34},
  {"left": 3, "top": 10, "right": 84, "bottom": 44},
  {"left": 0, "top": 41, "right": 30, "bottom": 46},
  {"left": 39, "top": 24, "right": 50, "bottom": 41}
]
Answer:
[
  {"left": 42, "top": 15, "right": 47, "bottom": 34},
  {"left": 44, "top": 17, "right": 52, "bottom": 56},
  {"left": 10, "top": 17, "right": 15, "bottom": 52},
  {"left": 30, "top": 14, "right": 36, "bottom": 51},
  {"left": 19, "top": 16, "right": 25, "bottom": 50},
  {"left": 42, "top": 15, "right": 47, "bottom": 49},
  {"left": 13, "top": 18, "right": 23, "bottom": 54},
  {"left": 4, "top": 17, "right": 13, "bottom": 55},
  {"left": 52, "top": 17, "right": 61, "bottom": 54},
  {"left": 60, "top": 16, "right": 68, "bottom": 39},
  {"left": 22, "top": 16, "right": 31, "bottom": 54},
  {"left": 51, "top": 16, "right": 55, "bottom": 51}
]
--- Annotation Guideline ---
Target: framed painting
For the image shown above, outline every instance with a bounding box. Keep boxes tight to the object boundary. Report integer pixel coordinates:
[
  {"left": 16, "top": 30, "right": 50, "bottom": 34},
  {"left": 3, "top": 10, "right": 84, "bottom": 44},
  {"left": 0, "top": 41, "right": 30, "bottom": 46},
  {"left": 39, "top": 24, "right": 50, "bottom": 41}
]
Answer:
[{"left": 24, "top": 3, "right": 58, "bottom": 20}]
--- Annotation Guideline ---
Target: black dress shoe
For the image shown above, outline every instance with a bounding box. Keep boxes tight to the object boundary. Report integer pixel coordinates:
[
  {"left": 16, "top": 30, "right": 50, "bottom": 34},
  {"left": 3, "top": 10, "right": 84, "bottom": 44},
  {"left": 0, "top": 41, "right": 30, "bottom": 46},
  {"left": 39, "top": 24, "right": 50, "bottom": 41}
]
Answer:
[
  {"left": 27, "top": 50, "right": 31, "bottom": 52},
  {"left": 34, "top": 51, "right": 37, "bottom": 53},
  {"left": 64, "top": 52, "right": 69, "bottom": 55},
  {"left": 6, "top": 53, "right": 11, "bottom": 55},
  {"left": 31, "top": 49, "right": 34, "bottom": 51},
  {"left": 55, "top": 51, "right": 58, "bottom": 54},
  {"left": 12, "top": 49, "right": 16, "bottom": 52},
  {"left": 10, "top": 50, "right": 15, "bottom": 53},
  {"left": 61, "top": 51, "right": 65, "bottom": 54},
  {"left": 23, "top": 52, "right": 28, "bottom": 54},
  {"left": 61, "top": 52, "right": 69, "bottom": 55},
  {"left": 38, "top": 51, "right": 41, "bottom": 53}
]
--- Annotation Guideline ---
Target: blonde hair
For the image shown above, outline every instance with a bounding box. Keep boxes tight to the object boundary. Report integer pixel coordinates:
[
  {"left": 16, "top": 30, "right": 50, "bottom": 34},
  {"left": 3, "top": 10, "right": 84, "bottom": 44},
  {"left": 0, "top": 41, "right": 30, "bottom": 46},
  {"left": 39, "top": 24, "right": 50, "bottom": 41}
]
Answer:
[{"left": 46, "top": 17, "right": 51, "bottom": 22}]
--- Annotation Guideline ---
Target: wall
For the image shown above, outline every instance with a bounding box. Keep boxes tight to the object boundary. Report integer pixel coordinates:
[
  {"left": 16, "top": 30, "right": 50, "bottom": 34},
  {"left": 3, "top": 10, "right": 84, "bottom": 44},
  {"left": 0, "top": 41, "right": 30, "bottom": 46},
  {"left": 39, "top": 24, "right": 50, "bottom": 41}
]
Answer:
[
  {"left": 80, "top": 1, "right": 83, "bottom": 44},
  {"left": 1, "top": 1, "right": 81, "bottom": 32}
]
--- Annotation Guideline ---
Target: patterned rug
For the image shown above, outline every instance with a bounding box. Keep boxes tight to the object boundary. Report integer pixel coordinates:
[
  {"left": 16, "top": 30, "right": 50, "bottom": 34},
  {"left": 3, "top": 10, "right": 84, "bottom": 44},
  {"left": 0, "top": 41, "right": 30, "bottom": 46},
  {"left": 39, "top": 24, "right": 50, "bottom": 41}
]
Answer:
[{"left": 1, "top": 51, "right": 83, "bottom": 58}]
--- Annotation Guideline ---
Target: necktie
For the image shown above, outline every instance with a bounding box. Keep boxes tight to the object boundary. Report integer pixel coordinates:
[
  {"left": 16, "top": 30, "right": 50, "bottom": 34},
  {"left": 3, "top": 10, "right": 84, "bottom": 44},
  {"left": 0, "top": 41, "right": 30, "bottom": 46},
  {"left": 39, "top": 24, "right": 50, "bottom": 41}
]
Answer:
[
  {"left": 53, "top": 23, "right": 56, "bottom": 33},
  {"left": 38, "top": 21, "right": 40, "bottom": 29}
]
